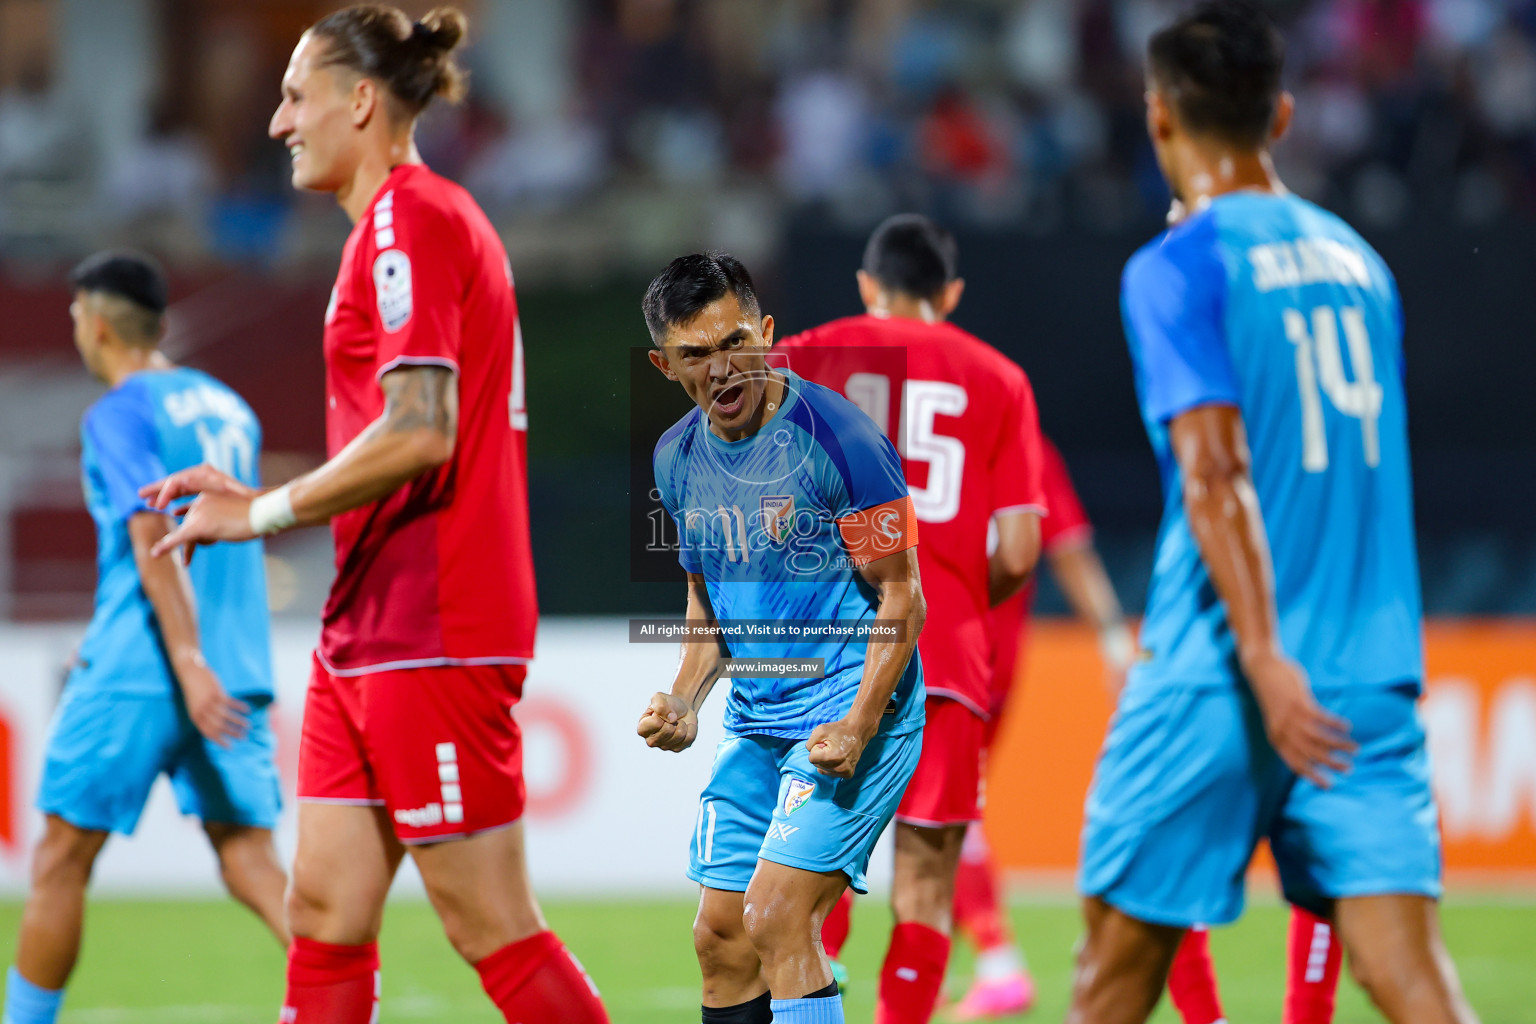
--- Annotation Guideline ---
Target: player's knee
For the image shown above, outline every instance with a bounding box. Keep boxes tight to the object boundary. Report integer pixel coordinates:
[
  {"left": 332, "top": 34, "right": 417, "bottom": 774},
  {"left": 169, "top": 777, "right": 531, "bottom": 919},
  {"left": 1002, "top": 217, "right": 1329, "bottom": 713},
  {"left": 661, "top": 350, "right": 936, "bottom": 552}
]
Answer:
[
  {"left": 285, "top": 861, "right": 338, "bottom": 939},
  {"left": 211, "top": 827, "right": 277, "bottom": 885},
  {"left": 31, "top": 821, "right": 104, "bottom": 890},
  {"left": 741, "top": 897, "right": 804, "bottom": 963},
  {"left": 1347, "top": 941, "right": 1420, "bottom": 1011},
  {"left": 890, "top": 871, "right": 955, "bottom": 930},
  {"left": 693, "top": 913, "right": 754, "bottom": 977}
]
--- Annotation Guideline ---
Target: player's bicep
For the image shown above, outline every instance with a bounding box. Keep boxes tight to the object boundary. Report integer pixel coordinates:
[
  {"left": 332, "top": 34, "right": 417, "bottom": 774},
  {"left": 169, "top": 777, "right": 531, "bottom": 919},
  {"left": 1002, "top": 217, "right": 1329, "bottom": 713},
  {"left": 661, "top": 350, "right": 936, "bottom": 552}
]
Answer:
[
  {"left": 684, "top": 573, "right": 730, "bottom": 656},
  {"left": 684, "top": 573, "right": 714, "bottom": 617},
  {"left": 126, "top": 510, "right": 175, "bottom": 561},
  {"left": 991, "top": 509, "right": 1042, "bottom": 576},
  {"left": 855, "top": 547, "right": 923, "bottom": 610},
  {"left": 380, "top": 363, "right": 459, "bottom": 442},
  {"left": 1169, "top": 404, "right": 1251, "bottom": 487}
]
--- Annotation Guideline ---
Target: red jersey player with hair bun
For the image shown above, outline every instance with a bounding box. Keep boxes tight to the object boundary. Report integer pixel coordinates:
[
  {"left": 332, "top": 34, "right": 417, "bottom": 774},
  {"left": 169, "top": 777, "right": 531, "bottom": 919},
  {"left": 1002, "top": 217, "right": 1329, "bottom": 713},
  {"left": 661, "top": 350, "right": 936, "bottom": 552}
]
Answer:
[
  {"left": 775, "top": 214, "right": 1047, "bottom": 1024},
  {"left": 141, "top": 6, "right": 607, "bottom": 1023}
]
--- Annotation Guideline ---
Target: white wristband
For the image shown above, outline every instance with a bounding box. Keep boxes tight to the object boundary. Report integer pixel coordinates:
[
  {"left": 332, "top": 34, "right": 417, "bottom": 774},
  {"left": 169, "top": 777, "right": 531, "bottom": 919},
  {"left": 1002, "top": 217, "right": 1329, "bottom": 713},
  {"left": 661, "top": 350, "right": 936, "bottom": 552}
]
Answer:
[
  {"left": 248, "top": 484, "right": 296, "bottom": 536},
  {"left": 1099, "top": 623, "right": 1137, "bottom": 670}
]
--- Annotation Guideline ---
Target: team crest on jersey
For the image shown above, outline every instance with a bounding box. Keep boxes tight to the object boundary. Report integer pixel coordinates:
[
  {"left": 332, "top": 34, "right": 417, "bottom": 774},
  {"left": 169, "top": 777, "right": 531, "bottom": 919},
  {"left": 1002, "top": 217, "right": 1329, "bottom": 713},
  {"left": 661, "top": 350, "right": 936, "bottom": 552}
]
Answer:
[
  {"left": 373, "top": 249, "right": 413, "bottom": 332},
  {"left": 784, "top": 776, "right": 815, "bottom": 815},
  {"left": 760, "top": 495, "right": 795, "bottom": 544}
]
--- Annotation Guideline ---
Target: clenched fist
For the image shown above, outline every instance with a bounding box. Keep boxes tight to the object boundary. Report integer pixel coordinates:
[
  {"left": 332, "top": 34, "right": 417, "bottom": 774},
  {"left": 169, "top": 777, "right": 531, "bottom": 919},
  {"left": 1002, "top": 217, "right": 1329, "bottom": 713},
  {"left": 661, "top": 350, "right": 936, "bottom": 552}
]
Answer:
[
  {"left": 638, "top": 692, "right": 698, "bottom": 753},
  {"left": 806, "top": 718, "right": 874, "bottom": 778}
]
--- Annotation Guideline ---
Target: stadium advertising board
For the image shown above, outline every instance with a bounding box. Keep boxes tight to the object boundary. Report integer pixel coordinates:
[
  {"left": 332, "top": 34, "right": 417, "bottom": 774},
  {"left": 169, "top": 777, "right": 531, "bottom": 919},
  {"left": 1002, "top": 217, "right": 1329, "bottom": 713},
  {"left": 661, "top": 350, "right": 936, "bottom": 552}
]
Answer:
[
  {"left": 0, "top": 619, "right": 1528, "bottom": 893},
  {"left": 987, "top": 621, "right": 1536, "bottom": 880}
]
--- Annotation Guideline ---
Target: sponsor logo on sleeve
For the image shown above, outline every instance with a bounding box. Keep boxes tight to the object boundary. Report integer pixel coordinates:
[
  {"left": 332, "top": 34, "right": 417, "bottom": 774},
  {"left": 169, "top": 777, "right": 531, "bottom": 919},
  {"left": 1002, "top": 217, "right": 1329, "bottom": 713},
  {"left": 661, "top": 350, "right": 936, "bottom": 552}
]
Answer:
[{"left": 373, "top": 249, "right": 413, "bottom": 332}]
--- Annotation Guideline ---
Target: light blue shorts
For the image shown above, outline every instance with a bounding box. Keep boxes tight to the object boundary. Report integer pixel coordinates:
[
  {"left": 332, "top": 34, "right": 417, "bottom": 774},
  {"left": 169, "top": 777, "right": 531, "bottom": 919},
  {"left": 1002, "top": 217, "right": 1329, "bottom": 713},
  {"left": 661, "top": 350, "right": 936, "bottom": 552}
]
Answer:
[
  {"left": 37, "top": 688, "right": 282, "bottom": 836},
  {"left": 1079, "top": 682, "right": 1441, "bottom": 926},
  {"left": 688, "top": 726, "right": 921, "bottom": 894}
]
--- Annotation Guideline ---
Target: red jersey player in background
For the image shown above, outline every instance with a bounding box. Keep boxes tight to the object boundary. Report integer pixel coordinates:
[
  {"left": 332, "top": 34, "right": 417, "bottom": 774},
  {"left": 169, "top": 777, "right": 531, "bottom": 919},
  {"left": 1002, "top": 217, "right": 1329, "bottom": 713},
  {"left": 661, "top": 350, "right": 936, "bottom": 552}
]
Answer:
[
  {"left": 948, "top": 435, "right": 1134, "bottom": 1020},
  {"left": 775, "top": 214, "right": 1046, "bottom": 1024},
  {"left": 141, "top": 7, "right": 608, "bottom": 1023}
]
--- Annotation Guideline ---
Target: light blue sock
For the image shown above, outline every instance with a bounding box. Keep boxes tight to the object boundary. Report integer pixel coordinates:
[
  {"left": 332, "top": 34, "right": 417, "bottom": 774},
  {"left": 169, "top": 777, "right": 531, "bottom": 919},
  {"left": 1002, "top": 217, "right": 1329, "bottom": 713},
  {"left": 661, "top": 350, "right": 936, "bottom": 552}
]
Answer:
[
  {"left": 3, "top": 967, "right": 63, "bottom": 1024},
  {"left": 769, "top": 992, "right": 845, "bottom": 1024}
]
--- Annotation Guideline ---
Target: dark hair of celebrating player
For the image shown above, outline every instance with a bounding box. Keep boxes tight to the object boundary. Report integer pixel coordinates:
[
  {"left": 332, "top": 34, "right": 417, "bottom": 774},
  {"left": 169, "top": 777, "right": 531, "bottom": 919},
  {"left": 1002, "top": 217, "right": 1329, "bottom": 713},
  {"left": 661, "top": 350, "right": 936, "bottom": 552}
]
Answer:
[
  {"left": 1146, "top": 0, "right": 1285, "bottom": 149},
  {"left": 309, "top": 4, "right": 469, "bottom": 119},
  {"left": 68, "top": 250, "right": 168, "bottom": 345},
  {"left": 862, "top": 213, "right": 958, "bottom": 303},
  {"left": 642, "top": 251, "right": 762, "bottom": 344}
]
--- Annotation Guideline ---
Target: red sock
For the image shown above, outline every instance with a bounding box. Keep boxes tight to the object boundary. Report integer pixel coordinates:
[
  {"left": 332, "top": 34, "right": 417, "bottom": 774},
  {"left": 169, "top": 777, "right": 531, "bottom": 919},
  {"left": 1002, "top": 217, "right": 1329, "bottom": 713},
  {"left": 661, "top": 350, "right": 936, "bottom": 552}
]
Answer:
[
  {"left": 1284, "top": 906, "right": 1342, "bottom": 1024},
  {"left": 476, "top": 930, "right": 609, "bottom": 1024},
  {"left": 823, "top": 890, "right": 854, "bottom": 960},
  {"left": 1167, "top": 928, "right": 1225, "bottom": 1024},
  {"left": 875, "top": 922, "right": 951, "bottom": 1024},
  {"left": 952, "top": 824, "right": 1011, "bottom": 952},
  {"left": 279, "top": 937, "right": 379, "bottom": 1024}
]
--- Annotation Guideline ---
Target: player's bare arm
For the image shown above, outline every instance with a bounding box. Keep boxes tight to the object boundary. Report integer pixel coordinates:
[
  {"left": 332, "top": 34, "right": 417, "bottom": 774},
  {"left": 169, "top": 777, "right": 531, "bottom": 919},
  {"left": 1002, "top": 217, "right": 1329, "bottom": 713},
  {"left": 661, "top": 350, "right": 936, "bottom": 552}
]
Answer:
[
  {"left": 127, "top": 512, "right": 250, "bottom": 746},
  {"left": 639, "top": 573, "right": 728, "bottom": 753},
  {"left": 142, "top": 364, "right": 458, "bottom": 557},
  {"left": 988, "top": 510, "right": 1041, "bottom": 605},
  {"left": 1047, "top": 541, "right": 1135, "bottom": 694},
  {"left": 1169, "top": 403, "right": 1355, "bottom": 786},
  {"left": 807, "top": 547, "right": 925, "bottom": 778}
]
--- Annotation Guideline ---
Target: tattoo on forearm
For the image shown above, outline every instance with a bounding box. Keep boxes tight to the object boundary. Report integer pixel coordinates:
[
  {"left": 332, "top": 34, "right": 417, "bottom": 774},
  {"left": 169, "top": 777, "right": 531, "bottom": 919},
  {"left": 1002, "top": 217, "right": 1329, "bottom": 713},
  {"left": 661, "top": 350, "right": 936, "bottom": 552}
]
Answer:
[{"left": 381, "top": 365, "right": 458, "bottom": 438}]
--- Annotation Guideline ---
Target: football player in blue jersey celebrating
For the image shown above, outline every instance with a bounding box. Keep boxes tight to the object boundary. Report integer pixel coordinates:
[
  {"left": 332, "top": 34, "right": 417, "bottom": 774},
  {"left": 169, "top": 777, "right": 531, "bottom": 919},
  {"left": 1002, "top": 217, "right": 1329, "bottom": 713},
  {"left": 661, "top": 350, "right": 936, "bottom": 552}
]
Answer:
[
  {"left": 3, "top": 252, "right": 288, "bottom": 1024},
  {"left": 1070, "top": 5, "right": 1476, "bottom": 1024},
  {"left": 637, "top": 253, "right": 926, "bottom": 1024}
]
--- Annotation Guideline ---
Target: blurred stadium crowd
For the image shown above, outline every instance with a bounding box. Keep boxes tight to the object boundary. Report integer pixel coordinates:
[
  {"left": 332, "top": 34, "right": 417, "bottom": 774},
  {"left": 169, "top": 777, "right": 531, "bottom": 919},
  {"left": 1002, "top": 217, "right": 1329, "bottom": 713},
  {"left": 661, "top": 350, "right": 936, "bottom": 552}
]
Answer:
[
  {"left": 2, "top": 0, "right": 1534, "bottom": 624},
  {"left": 4, "top": 0, "right": 1536, "bottom": 271}
]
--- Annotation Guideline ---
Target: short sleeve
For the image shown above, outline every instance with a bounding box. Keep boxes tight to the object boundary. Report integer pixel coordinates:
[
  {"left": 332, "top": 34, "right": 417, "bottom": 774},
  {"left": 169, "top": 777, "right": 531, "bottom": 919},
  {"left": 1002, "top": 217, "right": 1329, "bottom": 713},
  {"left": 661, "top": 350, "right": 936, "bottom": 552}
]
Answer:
[
  {"left": 1121, "top": 219, "right": 1239, "bottom": 424},
  {"left": 653, "top": 422, "right": 702, "bottom": 574},
  {"left": 989, "top": 366, "right": 1047, "bottom": 517},
  {"left": 797, "top": 388, "right": 917, "bottom": 566},
  {"left": 84, "top": 388, "right": 166, "bottom": 523},
  {"left": 369, "top": 190, "right": 465, "bottom": 380},
  {"left": 1038, "top": 436, "right": 1091, "bottom": 552}
]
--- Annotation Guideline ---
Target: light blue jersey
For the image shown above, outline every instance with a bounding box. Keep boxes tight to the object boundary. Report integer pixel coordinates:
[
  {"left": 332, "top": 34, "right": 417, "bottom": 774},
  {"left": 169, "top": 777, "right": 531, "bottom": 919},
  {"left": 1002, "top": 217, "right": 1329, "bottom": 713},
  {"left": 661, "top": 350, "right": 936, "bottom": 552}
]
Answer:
[
  {"left": 74, "top": 367, "right": 272, "bottom": 699},
  {"left": 656, "top": 369, "right": 924, "bottom": 893},
  {"left": 38, "top": 366, "right": 280, "bottom": 839},
  {"left": 652, "top": 369, "right": 924, "bottom": 739},
  {"left": 1079, "top": 192, "right": 1440, "bottom": 925},
  {"left": 1122, "top": 191, "right": 1421, "bottom": 694}
]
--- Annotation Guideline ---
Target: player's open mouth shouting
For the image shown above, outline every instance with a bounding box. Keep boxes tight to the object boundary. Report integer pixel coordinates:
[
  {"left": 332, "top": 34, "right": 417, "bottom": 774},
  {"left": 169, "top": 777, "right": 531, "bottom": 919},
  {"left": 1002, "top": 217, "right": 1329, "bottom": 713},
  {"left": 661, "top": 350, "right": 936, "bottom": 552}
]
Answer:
[{"left": 710, "top": 380, "right": 748, "bottom": 417}]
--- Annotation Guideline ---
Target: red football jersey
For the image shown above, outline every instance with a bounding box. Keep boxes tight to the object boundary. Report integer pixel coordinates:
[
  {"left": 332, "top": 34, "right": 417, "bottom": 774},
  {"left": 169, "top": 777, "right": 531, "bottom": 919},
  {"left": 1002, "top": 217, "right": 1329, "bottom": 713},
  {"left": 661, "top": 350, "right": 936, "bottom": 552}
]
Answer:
[
  {"left": 775, "top": 314, "right": 1046, "bottom": 716},
  {"left": 318, "top": 163, "right": 537, "bottom": 674},
  {"left": 988, "top": 434, "right": 1093, "bottom": 712}
]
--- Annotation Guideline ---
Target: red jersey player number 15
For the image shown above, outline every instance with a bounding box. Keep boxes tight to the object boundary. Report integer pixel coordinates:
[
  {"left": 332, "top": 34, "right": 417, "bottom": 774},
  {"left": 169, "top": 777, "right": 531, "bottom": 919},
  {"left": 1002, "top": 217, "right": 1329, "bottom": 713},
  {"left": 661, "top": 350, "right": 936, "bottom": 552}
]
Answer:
[{"left": 320, "top": 162, "right": 537, "bottom": 676}]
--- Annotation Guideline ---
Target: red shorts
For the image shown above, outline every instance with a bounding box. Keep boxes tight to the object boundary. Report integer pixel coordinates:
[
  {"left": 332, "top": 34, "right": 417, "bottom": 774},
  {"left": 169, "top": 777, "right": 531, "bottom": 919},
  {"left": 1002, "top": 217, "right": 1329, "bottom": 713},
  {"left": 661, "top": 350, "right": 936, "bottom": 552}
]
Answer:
[
  {"left": 896, "top": 696, "right": 986, "bottom": 827},
  {"left": 297, "top": 656, "right": 527, "bottom": 844}
]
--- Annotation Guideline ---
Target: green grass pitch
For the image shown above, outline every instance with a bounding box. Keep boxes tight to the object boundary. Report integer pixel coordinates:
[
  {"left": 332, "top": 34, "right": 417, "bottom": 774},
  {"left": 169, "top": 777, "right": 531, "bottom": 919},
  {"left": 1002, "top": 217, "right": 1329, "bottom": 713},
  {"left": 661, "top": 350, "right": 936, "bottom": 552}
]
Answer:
[{"left": 0, "top": 896, "right": 1530, "bottom": 1022}]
